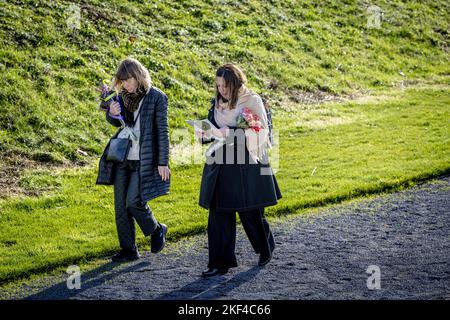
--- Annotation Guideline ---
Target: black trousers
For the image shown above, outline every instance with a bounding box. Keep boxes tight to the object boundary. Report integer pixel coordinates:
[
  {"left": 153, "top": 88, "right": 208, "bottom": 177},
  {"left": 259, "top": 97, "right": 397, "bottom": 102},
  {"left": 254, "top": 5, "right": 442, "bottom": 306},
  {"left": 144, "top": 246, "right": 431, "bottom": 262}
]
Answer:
[
  {"left": 207, "top": 206, "right": 275, "bottom": 269},
  {"left": 113, "top": 160, "right": 158, "bottom": 252}
]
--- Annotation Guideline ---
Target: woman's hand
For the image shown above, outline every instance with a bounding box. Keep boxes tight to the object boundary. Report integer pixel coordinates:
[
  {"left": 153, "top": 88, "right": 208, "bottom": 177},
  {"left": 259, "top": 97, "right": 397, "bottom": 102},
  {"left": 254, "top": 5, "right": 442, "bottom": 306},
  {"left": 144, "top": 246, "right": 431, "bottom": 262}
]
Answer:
[
  {"left": 194, "top": 129, "right": 205, "bottom": 139},
  {"left": 158, "top": 166, "right": 171, "bottom": 181},
  {"left": 211, "top": 127, "right": 229, "bottom": 138},
  {"left": 194, "top": 127, "right": 228, "bottom": 139},
  {"left": 194, "top": 127, "right": 228, "bottom": 140},
  {"left": 109, "top": 101, "right": 121, "bottom": 116}
]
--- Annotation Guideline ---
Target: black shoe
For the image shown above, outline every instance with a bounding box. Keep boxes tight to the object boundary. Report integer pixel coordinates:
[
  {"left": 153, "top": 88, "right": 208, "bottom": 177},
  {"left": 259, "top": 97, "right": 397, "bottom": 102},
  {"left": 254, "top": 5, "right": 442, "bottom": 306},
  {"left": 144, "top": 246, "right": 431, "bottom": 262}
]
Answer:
[
  {"left": 202, "top": 268, "right": 229, "bottom": 277},
  {"left": 151, "top": 223, "right": 168, "bottom": 253},
  {"left": 111, "top": 249, "right": 140, "bottom": 262},
  {"left": 258, "top": 252, "right": 272, "bottom": 267}
]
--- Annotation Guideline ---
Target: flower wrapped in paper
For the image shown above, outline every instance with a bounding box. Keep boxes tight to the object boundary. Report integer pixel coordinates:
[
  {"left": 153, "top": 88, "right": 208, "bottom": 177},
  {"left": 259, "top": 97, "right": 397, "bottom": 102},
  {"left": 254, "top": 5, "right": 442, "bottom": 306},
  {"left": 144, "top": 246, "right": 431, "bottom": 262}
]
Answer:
[{"left": 98, "top": 79, "right": 126, "bottom": 128}]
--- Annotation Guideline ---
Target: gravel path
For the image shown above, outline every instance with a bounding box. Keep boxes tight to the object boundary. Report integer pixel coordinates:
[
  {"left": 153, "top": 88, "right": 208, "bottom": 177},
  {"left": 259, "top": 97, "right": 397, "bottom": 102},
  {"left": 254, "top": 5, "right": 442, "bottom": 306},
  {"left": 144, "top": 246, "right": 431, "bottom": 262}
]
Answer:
[{"left": 10, "top": 176, "right": 450, "bottom": 300}]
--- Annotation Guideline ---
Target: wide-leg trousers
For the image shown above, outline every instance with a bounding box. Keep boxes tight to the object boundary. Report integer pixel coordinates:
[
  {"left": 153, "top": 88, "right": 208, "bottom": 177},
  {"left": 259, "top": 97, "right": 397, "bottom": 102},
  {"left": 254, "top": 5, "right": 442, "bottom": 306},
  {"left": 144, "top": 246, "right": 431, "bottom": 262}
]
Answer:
[
  {"left": 207, "top": 206, "right": 275, "bottom": 269},
  {"left": 113, "top": 160, "right": 158, "bottom": 251}
]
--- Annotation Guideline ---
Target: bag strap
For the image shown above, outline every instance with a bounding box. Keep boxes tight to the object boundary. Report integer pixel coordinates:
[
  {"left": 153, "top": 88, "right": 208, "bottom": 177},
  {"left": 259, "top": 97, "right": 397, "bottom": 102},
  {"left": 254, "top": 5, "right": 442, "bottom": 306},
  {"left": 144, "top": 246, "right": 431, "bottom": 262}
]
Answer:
[
  {"left": 133, "top": 104, "right": 143, "bottom": 124},
  {"left": 124, "top": 100, "right": 144, "bottom": 128}
]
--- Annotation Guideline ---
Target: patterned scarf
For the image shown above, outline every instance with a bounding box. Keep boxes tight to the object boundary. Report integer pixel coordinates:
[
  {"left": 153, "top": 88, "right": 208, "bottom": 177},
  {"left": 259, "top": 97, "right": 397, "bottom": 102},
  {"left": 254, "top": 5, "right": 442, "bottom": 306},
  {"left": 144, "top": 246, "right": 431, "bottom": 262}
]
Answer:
[{"left": 121, "top": 86, "right": 146, "bottom": 113}]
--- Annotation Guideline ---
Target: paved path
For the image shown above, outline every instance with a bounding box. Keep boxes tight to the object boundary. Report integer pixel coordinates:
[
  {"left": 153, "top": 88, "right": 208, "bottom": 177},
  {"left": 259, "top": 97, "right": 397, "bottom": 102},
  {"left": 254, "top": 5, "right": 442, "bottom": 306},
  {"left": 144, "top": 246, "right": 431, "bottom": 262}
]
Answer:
[{"left": 9, "top": 176, "right": 450, "bottom": 299}]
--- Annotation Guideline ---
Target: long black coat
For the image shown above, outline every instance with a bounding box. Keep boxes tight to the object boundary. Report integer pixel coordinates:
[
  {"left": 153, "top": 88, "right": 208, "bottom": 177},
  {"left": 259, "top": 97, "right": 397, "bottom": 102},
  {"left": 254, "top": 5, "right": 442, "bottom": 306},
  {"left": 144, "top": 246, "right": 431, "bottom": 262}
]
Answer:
[
  {"left": 96, "top": 87, "right": 170, "bottom": 203},
  {"left": 199, "top": 106, "right": 282, "bottom": 212}
]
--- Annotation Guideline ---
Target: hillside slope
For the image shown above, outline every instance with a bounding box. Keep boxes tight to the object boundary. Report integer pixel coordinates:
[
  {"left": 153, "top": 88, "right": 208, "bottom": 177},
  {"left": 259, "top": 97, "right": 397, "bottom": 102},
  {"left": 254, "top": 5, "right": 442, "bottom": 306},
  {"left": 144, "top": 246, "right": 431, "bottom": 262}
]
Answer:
[{"left": 0, "top": 0, "right": 448, "bottom": 163}]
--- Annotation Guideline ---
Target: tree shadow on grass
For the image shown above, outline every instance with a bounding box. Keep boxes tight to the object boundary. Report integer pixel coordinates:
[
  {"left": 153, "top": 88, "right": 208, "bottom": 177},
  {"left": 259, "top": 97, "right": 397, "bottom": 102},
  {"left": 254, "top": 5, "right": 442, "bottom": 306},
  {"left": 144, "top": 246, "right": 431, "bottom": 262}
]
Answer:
[
  {"left": 24, "top": 260, "right": 152, "bottom": 300},
  {"left": 156, "top": 266, "right": 262, "bottom": 300}
]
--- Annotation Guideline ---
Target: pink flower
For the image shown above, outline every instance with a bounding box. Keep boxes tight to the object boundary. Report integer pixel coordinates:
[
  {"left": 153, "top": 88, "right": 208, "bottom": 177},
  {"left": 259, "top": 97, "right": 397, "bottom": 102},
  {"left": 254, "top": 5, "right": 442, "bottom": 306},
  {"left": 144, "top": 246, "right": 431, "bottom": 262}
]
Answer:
[{"left": 236, "top": 108, "right": 262, "bottom": 132}]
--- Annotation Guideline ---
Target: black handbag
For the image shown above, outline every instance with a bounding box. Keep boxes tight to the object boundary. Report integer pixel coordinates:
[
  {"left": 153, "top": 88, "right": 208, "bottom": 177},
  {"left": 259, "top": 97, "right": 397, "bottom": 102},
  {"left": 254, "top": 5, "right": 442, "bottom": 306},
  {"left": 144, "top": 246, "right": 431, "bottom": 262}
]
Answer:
[
  {"left": 106, "top": 137, "right": 132, "bottom": 162},
  {"left": 105, "top": 103, "right": 143, "bottom": 163}
]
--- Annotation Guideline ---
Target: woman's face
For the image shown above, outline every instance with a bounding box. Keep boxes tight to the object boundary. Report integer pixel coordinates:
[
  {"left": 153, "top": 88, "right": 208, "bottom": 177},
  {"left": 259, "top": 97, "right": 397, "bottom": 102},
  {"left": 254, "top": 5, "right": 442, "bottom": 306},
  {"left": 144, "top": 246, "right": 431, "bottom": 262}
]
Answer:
[
  {"left": 216, "top": 76, "right": 230, "bottom": 100},
  {"left": 122, "top": 77, "right": 138, "bottom": 93}
]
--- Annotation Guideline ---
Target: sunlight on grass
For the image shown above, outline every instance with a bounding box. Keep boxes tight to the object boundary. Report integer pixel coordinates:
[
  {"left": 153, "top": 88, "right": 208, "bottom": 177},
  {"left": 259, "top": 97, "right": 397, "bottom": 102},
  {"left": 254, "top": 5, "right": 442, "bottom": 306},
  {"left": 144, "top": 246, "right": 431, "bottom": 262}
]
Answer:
[{"left": 0, "top": 86, "right": 449, "bottom": 283}]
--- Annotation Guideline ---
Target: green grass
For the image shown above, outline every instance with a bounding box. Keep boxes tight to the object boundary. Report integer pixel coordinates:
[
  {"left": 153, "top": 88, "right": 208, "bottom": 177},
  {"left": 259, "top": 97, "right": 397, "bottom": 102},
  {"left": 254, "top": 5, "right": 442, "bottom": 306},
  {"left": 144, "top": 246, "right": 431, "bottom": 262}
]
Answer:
[
  {"left": 273, "top": 86, "right": 450, "bottom": 213},
  {"left": 0, "top": 85, "right": 449, "bottom": 283},
  {"left": 0, "top": 0, "right": 449, "bottom": 285},
  {"left": 0, "top": 0, "right": 449, "bottom": 162}
]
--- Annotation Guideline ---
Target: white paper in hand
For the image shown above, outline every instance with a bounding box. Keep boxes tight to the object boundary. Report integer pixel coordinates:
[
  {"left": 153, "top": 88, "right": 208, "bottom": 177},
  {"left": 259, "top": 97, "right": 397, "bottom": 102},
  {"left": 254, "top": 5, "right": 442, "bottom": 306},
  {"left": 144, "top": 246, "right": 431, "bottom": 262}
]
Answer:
[
  {"left": 186, "top": 119, "right": 215, "bottom": 130},
  {"left": 186, "top": 119, "right": 224, "bottom": 141}
]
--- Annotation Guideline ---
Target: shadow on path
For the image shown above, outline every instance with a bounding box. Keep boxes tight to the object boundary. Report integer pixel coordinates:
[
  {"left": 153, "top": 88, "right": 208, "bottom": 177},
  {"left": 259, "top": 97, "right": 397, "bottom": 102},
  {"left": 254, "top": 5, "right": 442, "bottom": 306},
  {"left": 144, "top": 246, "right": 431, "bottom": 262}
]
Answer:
[
  {"left": 25, "top": 260, "right": 151, "bottom": 300},
  {"left": 156, "top": 266, "right": 262, "bottom": 300}
]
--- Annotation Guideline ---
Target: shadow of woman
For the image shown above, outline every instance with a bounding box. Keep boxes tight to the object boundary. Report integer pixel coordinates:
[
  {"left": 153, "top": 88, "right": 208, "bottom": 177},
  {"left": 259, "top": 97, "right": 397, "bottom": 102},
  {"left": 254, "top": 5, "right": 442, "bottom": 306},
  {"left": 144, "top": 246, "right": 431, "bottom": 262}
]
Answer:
[
  {"left": 156, "top": 266, "right": 262, "bottom": 300},
  {"left": 24, "top": 260, "right": 152, "bottom": 300}
]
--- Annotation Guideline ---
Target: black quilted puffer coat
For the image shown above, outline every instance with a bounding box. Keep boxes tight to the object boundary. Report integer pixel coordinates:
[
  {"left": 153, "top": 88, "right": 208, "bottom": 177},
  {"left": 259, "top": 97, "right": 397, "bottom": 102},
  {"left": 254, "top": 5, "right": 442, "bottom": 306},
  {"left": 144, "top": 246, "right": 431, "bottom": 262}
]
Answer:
[{"left": 96, "top": 87, "right": 170, "bottom": 202}]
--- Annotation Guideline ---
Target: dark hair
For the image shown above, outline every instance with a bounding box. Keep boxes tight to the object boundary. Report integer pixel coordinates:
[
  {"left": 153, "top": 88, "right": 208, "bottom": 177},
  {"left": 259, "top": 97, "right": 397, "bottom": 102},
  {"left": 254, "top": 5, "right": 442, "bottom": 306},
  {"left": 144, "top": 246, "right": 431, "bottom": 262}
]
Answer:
[{"left": 215, "top": 64, "right": 247, "bottom": 109}]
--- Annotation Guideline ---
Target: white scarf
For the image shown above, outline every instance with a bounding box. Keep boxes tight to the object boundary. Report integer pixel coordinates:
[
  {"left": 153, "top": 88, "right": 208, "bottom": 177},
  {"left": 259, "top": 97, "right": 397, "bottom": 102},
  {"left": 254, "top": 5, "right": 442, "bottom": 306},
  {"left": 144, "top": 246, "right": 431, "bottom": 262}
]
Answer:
[{"left": 214, "top": 87, "right": 271, "bottom": 163}]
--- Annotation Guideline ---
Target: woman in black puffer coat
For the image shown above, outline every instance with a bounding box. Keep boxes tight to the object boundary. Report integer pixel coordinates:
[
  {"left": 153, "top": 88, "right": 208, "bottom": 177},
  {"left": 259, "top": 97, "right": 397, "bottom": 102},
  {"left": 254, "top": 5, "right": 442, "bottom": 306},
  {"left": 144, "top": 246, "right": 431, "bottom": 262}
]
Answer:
[{"left": 96, "top": 58, "right": 170, "bottom": 262}]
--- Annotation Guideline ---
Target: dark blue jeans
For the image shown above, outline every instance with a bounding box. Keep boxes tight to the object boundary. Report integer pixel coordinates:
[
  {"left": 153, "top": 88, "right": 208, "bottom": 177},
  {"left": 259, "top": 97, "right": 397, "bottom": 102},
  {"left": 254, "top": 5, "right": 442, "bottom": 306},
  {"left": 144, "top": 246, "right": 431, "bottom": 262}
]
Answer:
[{"left": 113, "top": 160, "right": 158, "bottom": 251}]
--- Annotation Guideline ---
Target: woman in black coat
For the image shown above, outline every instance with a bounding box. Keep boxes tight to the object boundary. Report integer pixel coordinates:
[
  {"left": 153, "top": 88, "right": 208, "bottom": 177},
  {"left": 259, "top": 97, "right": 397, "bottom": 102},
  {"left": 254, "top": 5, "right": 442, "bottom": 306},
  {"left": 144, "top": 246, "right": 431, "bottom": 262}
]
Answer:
[
  {"left": 197, "top": 64, "right": 282, "bottom": 277},
  {"left": 96, "top": 58, "right": 170, "bottom": 262}
]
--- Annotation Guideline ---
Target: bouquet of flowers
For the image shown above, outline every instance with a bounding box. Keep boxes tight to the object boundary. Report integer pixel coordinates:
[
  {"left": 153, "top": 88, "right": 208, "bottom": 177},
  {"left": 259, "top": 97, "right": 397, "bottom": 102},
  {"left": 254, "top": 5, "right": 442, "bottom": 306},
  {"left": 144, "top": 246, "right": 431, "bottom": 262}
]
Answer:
[
  {"left": 236, "top": 107, "right": 262, "bottom": 132},
  {"left": 98, "top": 79, "right": 126, "bottom": 127},
  {"left": 98, "top": 79, "right": 115, "bottom": 109}
]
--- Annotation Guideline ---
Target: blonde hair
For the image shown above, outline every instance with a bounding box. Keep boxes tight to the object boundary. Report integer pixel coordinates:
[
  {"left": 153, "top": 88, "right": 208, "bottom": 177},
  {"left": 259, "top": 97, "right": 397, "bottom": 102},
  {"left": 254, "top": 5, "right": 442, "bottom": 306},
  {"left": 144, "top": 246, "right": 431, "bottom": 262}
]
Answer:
[{"left": 112, "top": 57, "right": 152, "bottom": 92}]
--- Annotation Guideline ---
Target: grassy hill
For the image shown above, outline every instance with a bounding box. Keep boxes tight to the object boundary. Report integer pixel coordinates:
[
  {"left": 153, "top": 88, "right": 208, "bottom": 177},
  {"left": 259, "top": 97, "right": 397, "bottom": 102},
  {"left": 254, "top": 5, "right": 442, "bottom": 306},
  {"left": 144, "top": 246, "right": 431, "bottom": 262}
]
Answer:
[
  {"left": 0, "top": 1, "right": 449, "bottom": 284},
  {"left": 0, "top": 0, "right": 448, "bottom": 164}
]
